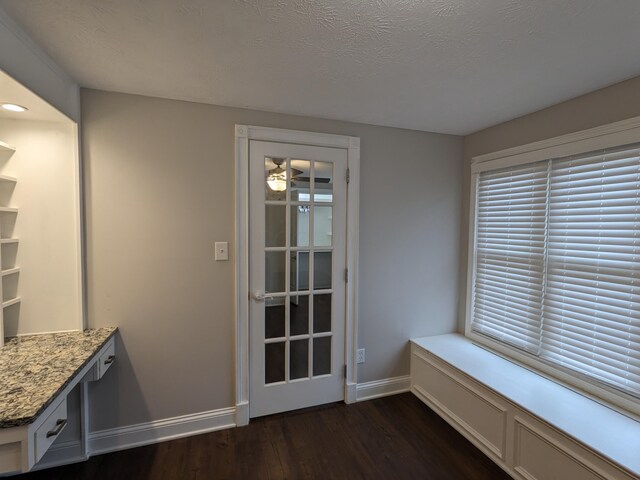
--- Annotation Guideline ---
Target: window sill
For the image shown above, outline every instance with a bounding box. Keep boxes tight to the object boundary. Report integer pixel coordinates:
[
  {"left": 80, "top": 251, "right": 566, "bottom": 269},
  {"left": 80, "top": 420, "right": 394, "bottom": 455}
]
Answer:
[{"left": 410, "top": 333, "right": 640, "bottom": 477}]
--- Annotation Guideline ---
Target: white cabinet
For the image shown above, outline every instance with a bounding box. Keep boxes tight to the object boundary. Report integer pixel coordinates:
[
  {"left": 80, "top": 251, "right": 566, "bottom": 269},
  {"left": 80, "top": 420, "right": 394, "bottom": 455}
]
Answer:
[
  {"left": 0, "top": 90, "right": 83, "bottom": 340},
  {"left": 0, "top": 332, "right": 116, "bottom": 475},
  {"left": 410, "top": 336, "right": 640, "bottom": 480},
  {"left": 34, "top": 398, "right": 67, "bottom": 463},
  {"left": 82, "top": 338, "right": 116, "bottom": 383},
  {"left": 0, "top": 68, "right": 103, "bottom": 477},
  {"left": 0, "top": 141, "right": 19, "bottom": 347},
  {"left": 97, "top": 341, "right": 116, "bottom": 379}
]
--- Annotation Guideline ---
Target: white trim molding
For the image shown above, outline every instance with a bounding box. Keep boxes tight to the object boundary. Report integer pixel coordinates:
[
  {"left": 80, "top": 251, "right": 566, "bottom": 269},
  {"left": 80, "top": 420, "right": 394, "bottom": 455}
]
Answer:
[
  {"left": 234, "top": 125, "right": 361, "bottom": 419},
  {"left": 49, "top": 375, "right": 409, "bottom": 468},
  {"left": 89, "top": 407, "right": 237, "bottom": 456},
  {"left": 87, "top": 375, "right": 408, "bottom": 459},
  {"left": 346, "top": 382, "right": 358, "bottom": 404},
  {"left": 356, "top": 376, "right": 411, "bottom": 402},
  {"left": 33, "top": 440, "right": 86, "bottom": 472},
  {"left": 465, "top": 115, "right": 640, "bottom": 418},
  {"left": 0, "top": 5, "right": 80, "bottom": 121},
  {"left": 472, "top": 115, "right": 640, "bottom": 172}
]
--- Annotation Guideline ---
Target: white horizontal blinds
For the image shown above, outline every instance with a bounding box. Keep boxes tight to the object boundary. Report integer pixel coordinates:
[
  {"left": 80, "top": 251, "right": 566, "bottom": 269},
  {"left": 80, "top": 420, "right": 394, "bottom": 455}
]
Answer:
[
  {"left": 543, "top": 145, "right": 640, "bottom": 395},
  {"left": 472, "top": 162, "right": 548, "bottom": 353}
]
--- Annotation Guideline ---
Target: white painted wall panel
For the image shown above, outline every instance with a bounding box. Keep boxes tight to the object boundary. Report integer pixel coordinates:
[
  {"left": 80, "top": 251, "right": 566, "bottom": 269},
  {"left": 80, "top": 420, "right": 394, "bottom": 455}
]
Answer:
[
  {"left": 410, "top": 339, "right": 639, "bottom": 480},
  {"left": 412, "top": 351, "right": 506, "bottom": 460},
  {"left": 514, "top": 420, "right": 607, "bottom": 480}
]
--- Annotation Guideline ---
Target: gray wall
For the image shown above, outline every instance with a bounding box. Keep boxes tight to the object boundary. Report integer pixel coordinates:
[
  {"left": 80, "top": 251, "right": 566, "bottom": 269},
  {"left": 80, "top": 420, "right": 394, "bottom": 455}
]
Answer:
[
  {"left": 82, "top": 89, "right": 463, "bottom": 430},
  {"left": 459, "top": 75, "right": 640, "bottom": 331}
]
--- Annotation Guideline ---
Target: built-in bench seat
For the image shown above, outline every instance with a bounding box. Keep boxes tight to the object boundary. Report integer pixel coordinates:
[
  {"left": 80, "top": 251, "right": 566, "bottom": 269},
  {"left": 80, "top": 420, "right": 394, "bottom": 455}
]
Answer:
[{"left": 410, "top": 334, "right": 640, "bottom": 480}]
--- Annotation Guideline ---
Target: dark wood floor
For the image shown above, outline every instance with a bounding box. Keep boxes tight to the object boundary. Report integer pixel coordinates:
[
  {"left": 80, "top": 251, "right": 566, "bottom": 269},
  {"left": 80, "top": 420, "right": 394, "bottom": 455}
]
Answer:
[{"left": 21, "top": 393, "right": 511, "bottom": 479}]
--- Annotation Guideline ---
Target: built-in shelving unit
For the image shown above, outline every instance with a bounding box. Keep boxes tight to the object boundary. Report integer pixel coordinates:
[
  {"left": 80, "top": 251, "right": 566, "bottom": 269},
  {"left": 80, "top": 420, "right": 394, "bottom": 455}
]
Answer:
[
  {"left": 2, "top": 297, "right": 21, "bottom": 309},
  {"left": 0, "top": 140, "right": 15, "bottom": 153},
  {"left": 0, "top": 175, "right": 17, "bottom": 184},
  {"left": 0, "top": 140, "right": 18, "bottom": 347},
  {"left": 0, "top": 70, "right": 90, "bottom": 474},
  {"left": 0, "top": 267, "right": 20, "bottom": 277}
]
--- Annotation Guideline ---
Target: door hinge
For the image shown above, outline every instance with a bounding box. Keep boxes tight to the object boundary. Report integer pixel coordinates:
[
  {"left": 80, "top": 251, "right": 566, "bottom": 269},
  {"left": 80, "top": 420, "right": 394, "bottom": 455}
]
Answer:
[
  {"left": 344, "top": 365, "right": 347, "bottom": 378},
  {"left": 344, "top": 268, "right": 349, "bottom": 283},
  {"left": 346, "top": 168, "right": 350, "bottom": 184}
]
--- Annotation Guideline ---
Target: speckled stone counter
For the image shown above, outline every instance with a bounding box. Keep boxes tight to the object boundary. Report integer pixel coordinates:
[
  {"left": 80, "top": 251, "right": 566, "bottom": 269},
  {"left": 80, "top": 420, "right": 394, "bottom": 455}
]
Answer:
[{"left": 0, "top": 327, "right": 117, "bottom": 428}]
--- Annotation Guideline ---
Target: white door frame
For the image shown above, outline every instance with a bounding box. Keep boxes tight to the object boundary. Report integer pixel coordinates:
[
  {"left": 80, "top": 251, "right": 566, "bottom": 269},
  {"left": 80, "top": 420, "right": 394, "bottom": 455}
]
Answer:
[{"left": 234, "top": 125, "right": 360, "bottom": 426}]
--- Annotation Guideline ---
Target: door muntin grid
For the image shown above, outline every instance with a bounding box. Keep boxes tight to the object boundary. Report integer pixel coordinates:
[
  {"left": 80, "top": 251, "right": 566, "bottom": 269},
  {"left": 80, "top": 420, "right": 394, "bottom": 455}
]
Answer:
[{"left": 264, "top": 157, "right": 334, "bottom": 385}]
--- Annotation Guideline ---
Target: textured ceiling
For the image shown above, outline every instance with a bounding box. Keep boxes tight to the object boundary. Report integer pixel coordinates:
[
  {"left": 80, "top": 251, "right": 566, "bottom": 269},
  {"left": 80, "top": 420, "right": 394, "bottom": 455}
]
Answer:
[{"left": 1, "top": 0, "right": 640, "bottom": 135}]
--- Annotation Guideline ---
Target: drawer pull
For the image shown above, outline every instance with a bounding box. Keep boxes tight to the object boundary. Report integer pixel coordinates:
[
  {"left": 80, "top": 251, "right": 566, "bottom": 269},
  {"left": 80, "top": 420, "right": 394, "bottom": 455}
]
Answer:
[
  {"left": 46, "top": 419, "right": 67, "bottom": 438},
  {"left": 104, "top": 355, "right": 115, "bottom": 365}
]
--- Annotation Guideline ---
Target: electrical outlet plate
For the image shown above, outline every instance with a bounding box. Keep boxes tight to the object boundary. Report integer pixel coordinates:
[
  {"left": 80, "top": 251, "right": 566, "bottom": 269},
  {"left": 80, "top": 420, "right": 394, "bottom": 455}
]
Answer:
[
  {"left": 356, "top": 348, "right": 365, "bottom": 364},
  {"left": 215, "top": 242, "right": 229, "bottom": 261}
]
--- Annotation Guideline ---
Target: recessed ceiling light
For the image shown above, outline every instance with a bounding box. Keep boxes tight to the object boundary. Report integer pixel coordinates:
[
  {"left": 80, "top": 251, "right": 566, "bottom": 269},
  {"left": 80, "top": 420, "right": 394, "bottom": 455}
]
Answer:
[{"left": 1, "top": 103, "right": 28, "bottom": 112}]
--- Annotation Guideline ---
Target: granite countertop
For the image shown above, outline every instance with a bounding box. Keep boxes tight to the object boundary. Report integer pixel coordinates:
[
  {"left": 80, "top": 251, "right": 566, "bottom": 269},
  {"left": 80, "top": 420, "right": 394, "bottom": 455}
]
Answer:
[{"left": 0, "top": 327, "right": 117, "bottom": 428}]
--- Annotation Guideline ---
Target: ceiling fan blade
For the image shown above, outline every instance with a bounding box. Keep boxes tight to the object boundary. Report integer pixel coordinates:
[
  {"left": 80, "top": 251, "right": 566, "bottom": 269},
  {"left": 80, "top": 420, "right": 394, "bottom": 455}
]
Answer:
[{"left": 293, "top": 176, "right": 331, "bottom": 183}]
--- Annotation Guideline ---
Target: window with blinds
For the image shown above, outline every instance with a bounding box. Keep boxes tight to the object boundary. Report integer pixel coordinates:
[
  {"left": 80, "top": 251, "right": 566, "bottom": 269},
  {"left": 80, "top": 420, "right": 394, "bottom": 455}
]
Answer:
[{"left": 471, "top": 144, "right": 640, "bottom": 398}]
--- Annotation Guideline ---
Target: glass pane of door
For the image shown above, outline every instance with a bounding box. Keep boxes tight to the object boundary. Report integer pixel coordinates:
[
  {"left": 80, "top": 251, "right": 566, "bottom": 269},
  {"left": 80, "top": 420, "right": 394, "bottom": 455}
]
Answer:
[
  {"left": 313, "top": 336, "right": 331, "bottom": 376},
  {"left": 262, "top": 156, "right": 335, "bottom": 385},
  {"left": 266, "top": 205, "right": 286, "bottom": 247},
  {"left": 265, "top": 301, "right": 285, "bottom": 339},
  {"left": 290, "top": 340, "right": 309, "bottom": 380},
  {"left": 313, "top": 206, "right": 332, "bottom": 247},
  {"left": 265, "top": 342, "right": 285, "bottom": 383},
  {"left": 290, "top": 295, "right": 309, "bottom": 336},
  {"left": 265, "top": 251, "right": 286, "bottom": 294},
  {"left": 291, "top": 205, "right": 309, "bottom": 247},
  {"left": 313, "top": 294, "right": 332, "bottom": 333},
  {"left": 265, "top": 157, "right": 287, "bottom": 201},
  {"left": 314, "top": 161, "right": 333, "bottom": 202}
]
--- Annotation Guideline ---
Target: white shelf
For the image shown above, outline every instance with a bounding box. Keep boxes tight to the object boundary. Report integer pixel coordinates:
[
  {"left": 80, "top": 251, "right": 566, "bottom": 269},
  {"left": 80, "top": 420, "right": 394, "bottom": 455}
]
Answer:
[
  {"left": 0, "top": 267, "right": 20, "bottom": 277},
  {"left": 2, "top": 297, "right": 21, "bottom": 308},
  {"left": 0, "top": 140, "right": 16, "bottom": 153},
  {"left": 0, "top": 140, "right": 17, "bottom": 345},
  {"left": 0, "top": 175, "right": 17, "bottom": 184}
]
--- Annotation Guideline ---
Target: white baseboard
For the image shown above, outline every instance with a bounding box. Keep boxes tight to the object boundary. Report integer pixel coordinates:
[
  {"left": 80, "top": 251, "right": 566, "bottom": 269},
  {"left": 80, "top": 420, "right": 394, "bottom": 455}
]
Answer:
[
  {"left": 45, "top": 378, "right": 408, "bottom": 467},
  {"left": 345, "top": 381, "right": 358, "bottom": 404},
  {"left": 235, "top": 401, "right": 249, "bottom": 427},
  {"left": 33, "top": 440, "right": 87, "bottom": 471},
  {"left": 89, "top": 406, "right": 236, "bottom": 456},
  {"left": 356, "top": 375, "right": 411, "bottom": 402}
]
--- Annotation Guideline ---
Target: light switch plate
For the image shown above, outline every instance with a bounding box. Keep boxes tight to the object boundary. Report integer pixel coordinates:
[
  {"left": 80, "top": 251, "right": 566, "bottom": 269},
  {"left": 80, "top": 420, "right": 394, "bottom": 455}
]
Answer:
[{"left": 215, "top": 242, "right": 229, "bottom": 261}]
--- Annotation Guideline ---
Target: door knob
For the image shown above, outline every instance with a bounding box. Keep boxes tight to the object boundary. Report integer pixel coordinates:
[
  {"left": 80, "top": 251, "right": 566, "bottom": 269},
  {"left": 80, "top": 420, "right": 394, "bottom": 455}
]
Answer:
[{"left": 251, "top": 291, "right": 274, "bottom": 302}]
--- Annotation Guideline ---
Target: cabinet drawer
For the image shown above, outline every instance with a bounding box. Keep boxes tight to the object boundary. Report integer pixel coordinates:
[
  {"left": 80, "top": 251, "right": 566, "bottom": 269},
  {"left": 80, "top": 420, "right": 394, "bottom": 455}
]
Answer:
[
  {"left": 97, "top": 339, "right": 115, "bottom": 379},
  {"left": 34, "top": 398, "right": 67, "bottom": 463}
]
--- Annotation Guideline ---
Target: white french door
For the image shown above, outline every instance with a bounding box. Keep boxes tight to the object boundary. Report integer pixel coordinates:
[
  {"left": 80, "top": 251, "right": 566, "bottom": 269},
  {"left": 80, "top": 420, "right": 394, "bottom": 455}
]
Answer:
[{"left": 249, "top": 140, "right": 347, "bottom": 418}]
